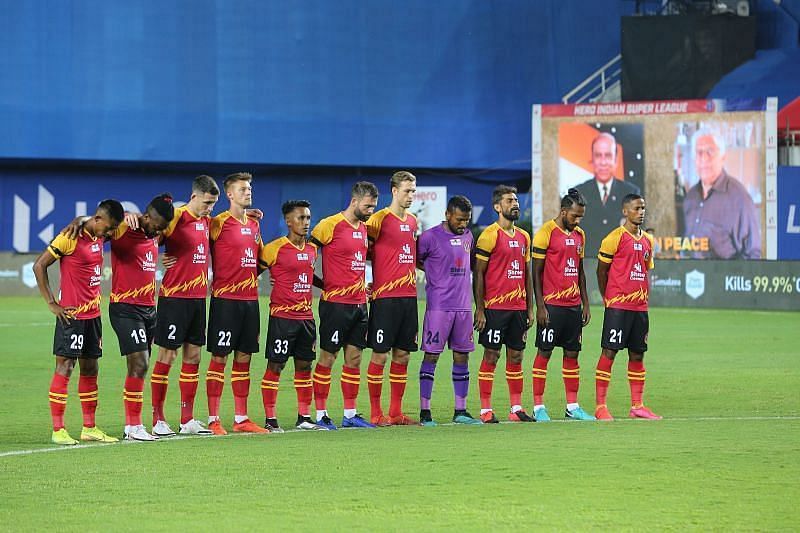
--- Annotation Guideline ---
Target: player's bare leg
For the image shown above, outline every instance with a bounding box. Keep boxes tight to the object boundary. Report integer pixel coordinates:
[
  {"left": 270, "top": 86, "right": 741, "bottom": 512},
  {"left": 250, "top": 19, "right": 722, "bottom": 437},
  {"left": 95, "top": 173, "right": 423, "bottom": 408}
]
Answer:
[{"left": 505, "top": 348, "right": 534, "bottom": 422}]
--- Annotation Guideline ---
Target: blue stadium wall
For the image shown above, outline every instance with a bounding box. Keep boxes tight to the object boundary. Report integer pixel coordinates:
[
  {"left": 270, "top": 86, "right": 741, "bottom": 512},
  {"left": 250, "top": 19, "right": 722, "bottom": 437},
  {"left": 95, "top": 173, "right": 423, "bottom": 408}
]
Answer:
[{"left": 0, "top": 1, "right": 632, "bottom": 170}]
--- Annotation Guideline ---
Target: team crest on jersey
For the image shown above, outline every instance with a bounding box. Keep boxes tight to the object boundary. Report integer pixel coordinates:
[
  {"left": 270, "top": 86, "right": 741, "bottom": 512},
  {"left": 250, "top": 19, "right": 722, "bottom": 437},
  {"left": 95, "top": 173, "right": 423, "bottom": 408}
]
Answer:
[
  {"left": 565, "top": 238, "right": 575, "bottom": 246},
  {"left": 352, "top": 231, "right": 363, "bottom": 239},
  {"left": 508, "top": 241, "right": 520, "bottom": 248},
  {"left": 449, "top": 238, "right": 461, "bottom": 246},
  {"left": 195, "top": 222, "right": 205, "bottom": 231},
  {"left": 241, "top": 227, "right": 252, "bottom": 235},
  {"left": 297, "top": 253, "right": 309, "bottom": 261},
  {"left": 91, "top": 243, "right": 101, "bottom": 253},
  {"left": 633, "top": 242, "right": 643, "bottom": 251},
  {"left": 400, "top": 224, "right": 411, "bottom": 232}
]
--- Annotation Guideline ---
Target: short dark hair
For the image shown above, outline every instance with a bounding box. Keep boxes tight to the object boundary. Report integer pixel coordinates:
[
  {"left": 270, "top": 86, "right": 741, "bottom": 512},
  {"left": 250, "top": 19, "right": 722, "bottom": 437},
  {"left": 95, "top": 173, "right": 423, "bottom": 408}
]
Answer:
[
  {"left": 224, "top": 172, "right": 252, "bottom": 192},
  {"left": 390, "top": 171, "right": 416, "bottom": 190},
  {"left": 97, "top": 199, "right": 124, "bottom": 223},
  {"left": 492, "top": 185, "right": 517, "bottom": 205},
  {"left": 352, "top": 181, "right": 378, "bottom": 199},
  {"left": 282, "top": 199, "right": 311, "bottom": 216},
  {"left": 147, "top": 193, "right": 175, "bottom": 222},
  {"left": 192, "top": 175, "right": 220, "bottom": 196},
  {"left": 622, "top": 193, "right": 644, "bottom": 206},
  {"left": 561, "top": 188, "right": 586, "bottom": 210},
  {"left": 447, "top": 195, "right": 472, "bottom": 213}
]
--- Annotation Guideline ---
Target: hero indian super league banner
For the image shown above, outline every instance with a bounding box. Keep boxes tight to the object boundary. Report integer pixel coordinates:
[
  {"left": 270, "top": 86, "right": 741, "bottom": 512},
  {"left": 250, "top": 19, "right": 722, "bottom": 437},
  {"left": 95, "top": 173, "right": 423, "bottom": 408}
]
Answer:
[{"left": 531, "top": 98, "right": 778, "bottom": 260}]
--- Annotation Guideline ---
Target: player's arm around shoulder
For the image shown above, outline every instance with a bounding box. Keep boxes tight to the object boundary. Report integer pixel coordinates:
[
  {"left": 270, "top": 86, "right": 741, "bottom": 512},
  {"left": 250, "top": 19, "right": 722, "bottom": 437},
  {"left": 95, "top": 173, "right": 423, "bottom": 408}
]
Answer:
[{"left": 209, "top": 212, "right": 228, "bottom": 242}]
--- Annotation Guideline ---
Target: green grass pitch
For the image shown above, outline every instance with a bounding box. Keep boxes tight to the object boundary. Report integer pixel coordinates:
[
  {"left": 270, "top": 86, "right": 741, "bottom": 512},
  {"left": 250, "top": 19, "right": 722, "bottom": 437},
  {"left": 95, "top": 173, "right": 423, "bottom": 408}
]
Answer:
[{"left": 0, "top": 296, "right": 798, "bottom": 531}]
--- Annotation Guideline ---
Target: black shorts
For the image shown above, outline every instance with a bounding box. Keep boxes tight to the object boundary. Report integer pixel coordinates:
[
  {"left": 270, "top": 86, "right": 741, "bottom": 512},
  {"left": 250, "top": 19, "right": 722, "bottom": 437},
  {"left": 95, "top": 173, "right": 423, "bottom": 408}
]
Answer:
[
  {"left": 535, "top": 304, "right": 582, "bottom": 353},
  {"left": 318, "top": 300, "right": 368, "bottom": 353},
  {"left": 154, "top": 297, "right": 206, "bottom": 349},
  {"left": 479, "top": 309, "right": 528, "bottom": 351},
  {"left": 368, "top": 297, "right": 419, "bottom": 353},
  {"left": 266, "top": 316, "right": 317, "bottom": 363},
  {"left": 110, "top": 303, "right": 156, "bottom": 356},
  {"left": 53, "top": 317, "right": 102, "bottom": 359},
  {"left": 601, "top": 308, "right": 649, "bottom": 353},
  {"left": 207, "top": 297, "right": 260, "bottom": 355}
]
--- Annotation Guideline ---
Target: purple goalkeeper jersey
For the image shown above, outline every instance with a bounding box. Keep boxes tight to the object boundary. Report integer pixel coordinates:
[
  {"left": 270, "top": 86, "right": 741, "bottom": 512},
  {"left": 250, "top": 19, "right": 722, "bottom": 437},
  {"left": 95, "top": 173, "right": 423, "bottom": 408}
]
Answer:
[{"left": 417, "top": 224, "right": 473, "bottom": 311}]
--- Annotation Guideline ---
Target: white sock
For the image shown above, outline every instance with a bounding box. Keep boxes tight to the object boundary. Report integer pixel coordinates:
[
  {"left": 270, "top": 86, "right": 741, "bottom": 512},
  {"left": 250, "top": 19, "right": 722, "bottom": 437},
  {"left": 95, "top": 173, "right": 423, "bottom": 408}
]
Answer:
[
  {"left": 124, "top": 425, "right": 131, "bottom": 435},
  {"left": 234, "top": 415, "right": 249, "bottom": 424},
  {"left": 343, "top": 408, "right": 357, "bottom": 419},
  {"left": 511, "top": 404, "right": 523, "bottom": 413},
  {"left": 566, "top": 403, "right": 580, "bottom": 412},
  {"left": 480, "top": 408, "right": 492, "bottom": 415},
  {"left": 316, "top": 409, "right": 328, "bottom": 421},
  {"left": 534, "top": 404, "right": 545, "bottom": 412}
]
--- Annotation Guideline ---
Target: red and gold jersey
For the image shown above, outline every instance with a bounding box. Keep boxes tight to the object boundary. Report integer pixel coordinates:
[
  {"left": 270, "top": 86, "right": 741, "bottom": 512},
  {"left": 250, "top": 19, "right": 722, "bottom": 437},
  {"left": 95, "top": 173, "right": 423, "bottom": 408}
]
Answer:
[
  {"left": 366, "top": 208, "right": 418, "bottom": 300},
  {"left": 259, "top": 237, "right": 316, "bottom": 320},
  {"left": 159, "top": 206, "right": 210, "bottom": 299},
  {"left": 598, "top": 227, "right": 654, "bottom": 311},
  {"left": 47, "top": 229, "right": 104, "bottom": 319},
  {"left": 475, "top": 223, "right": 531, "bottom": 311},
  {"left": 309, "top": 212, "right": 368, "bottom": 304},
  {"left": 109, "top": 222, "right": 159, "bottom": 306},
  {"left": 209, "top": 211, "right": 261, "bottom": 301},
  {"left": 532, "top": 220, "right": 585, "bottom": 307}
]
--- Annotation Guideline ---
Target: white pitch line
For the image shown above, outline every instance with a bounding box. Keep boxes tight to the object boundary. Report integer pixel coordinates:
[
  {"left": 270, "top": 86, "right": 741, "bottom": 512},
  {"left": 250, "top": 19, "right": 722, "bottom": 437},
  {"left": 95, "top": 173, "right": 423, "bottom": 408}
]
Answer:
[
  {"left": 1, "top": 415, "right": 798, "bottom": 459},
  {"left": 0, "top": 322, "right": 51, "bottom": 327}
]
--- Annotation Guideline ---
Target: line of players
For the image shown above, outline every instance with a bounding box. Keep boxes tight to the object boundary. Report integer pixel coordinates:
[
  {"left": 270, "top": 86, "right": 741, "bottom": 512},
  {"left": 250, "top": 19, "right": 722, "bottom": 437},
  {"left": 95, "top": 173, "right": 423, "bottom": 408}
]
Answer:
[{"left": 34, "top": 171, "right": 660, "bottom": 445}]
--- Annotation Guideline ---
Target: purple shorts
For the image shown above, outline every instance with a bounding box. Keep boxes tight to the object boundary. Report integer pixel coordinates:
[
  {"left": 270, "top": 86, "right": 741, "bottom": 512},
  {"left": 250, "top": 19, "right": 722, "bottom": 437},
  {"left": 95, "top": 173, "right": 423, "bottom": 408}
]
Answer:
[{"left": 421, "top": 310, "right": 475, "bottom": 354}]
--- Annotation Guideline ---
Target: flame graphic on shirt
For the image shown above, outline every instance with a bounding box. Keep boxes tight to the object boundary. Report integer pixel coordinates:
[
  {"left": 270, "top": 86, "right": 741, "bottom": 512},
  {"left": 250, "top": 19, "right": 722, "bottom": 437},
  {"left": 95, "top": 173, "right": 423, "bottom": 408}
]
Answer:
[
  {"left": 270, "top": 300, "right": 312, "bottom": 316},
  {"left": 322, "top": 279, "right": 366, "bottom": 301},
  {"left": 72, "top": 294, "right": 102, "bottom": 316},
  {"left": 111, "top": 280, "right": 156, "bottom": 303},
  {"left": 213, "top": 272, "right": 258, "bottom": 297},
  {"left": 372, "top": 271, "right": 416, "bottom": 299},
  {"left": 543, "top": 282, "right": 580, "bottom": 303},
  {"left": 160, "top": 271, "right": 208, "bottom": 297},
  {"left": 604, "top": 287, "right": 649, "bottom": 307},
  {"left": 484, "top": 285, "right": 526, "bottom": 308}
]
